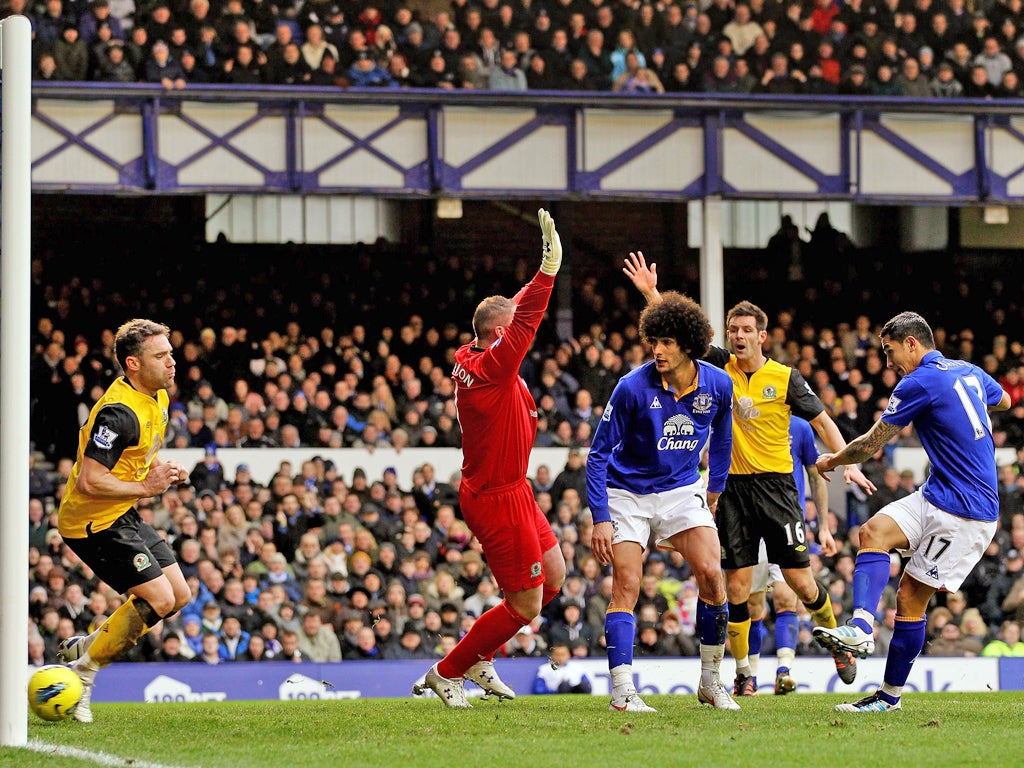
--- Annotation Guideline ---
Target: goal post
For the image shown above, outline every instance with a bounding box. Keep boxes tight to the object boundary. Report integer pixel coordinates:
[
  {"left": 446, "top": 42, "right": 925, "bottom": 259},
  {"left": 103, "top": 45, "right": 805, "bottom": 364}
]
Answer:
[{"left": 1, "top": 13, "right": 33, "bottom": 747}]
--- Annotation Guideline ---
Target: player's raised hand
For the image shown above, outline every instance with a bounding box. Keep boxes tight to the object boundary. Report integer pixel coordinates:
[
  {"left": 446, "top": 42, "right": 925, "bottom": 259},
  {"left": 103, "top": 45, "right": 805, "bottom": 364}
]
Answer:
[
  {"left": 538, "top": 208, "right": 562, "bottom": 275},
  {"left": 623, "top": 251, "right": 659, "bottom": 302}
]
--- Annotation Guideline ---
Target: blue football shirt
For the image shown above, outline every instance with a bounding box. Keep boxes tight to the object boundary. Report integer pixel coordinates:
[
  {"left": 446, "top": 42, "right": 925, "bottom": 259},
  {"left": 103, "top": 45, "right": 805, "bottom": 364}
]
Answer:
[
  {"left": 789, "top": 416, "right": 819, "bottom": 512},
  {"left": 585, "top": 359, "right": 733, "bottom": 525},
  {"left": 881, "top": 350, "right": 1005, "bottom": 522}
]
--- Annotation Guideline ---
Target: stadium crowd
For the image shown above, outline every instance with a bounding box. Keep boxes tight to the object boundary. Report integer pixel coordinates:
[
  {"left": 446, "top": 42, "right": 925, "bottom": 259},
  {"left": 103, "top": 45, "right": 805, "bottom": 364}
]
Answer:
[
  {"left": 25, "top": 228, "right": 1024, "bottom": 669},
  {"left": 9, "top": 0, "right": 1024, "bottom": 95}
]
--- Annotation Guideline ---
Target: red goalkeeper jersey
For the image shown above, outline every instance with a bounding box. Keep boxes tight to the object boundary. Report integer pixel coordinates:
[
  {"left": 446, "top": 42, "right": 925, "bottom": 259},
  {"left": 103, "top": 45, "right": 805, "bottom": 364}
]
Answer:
[{"left": 452, "top": 270, "right": 555, "bottom": 491}]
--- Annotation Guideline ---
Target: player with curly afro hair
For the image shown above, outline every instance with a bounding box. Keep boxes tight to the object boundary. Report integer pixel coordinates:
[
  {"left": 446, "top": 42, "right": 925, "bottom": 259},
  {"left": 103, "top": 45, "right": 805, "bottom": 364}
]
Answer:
[{"left": 638, "top": 290, "right": 714, "bottom": 361}]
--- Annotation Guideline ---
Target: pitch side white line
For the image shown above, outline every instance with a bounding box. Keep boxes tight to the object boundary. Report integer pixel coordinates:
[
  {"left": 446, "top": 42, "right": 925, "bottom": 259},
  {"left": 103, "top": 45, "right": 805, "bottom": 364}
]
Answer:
[{"left": 25, "top": 738, "right": 193, "bottom": 768}]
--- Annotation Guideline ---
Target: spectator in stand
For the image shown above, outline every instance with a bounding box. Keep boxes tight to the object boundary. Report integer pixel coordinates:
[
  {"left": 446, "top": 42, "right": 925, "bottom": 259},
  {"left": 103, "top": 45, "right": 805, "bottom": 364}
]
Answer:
[
  {"left": 930, "top": 60, "right": 964, "bottom": 96},
  {"left": 34, "top": 52, "right": 61, "bottom": 81},
  {"left": 963, "top": 62, "right": 997, "bottom": 96},
  {"left": 897, "top": 56, "right": 932, "bottom": 96},
  {"left": 613, "top": 50, "right": 665, "bottom": 93},
  {"left": 265, "top": 41, "right": 312, "bottom": 84},
  {"left": 503, "top": 623, "right": 546, "bottom": 657},
  {"left": 526, "top": 54, "right": 557, "bottom": 89},
  {"left": 757, "top": 51, "right": 807, "bottom": 93},
  {"left": 144, "top": 39, "right": 186, "bottom": 88},
  {"left": 703, "top": 54, "right": 740, "bottom": 92},
  {"left": 54, "top": 23, "right": 90, "bottom": 81},
  {"left": 974, "top": 35, "right": 1012, "bottom": 85},
  {"left": 563, "top": 58, "right": 597, "bottom": 91},
  {"left": 532, "top": 642, "right": 592, "bottom": 693},
  {"left": 723, "top": 4, "right": 764, "bottom": 57},
  {"left": 840, "top": 63, "right": 872, "bottom": 94},
  {"left": 995, "top": 70, "right": 1023, "bottom": 96},
  {"left": 579, "top": 29, "right": 613, "bottom": 90},
  {"left": 665, "top": 61, "right": 699, "bottom": 92},
  {"left": 296, "top": 610, "right": 342, "bottom": 662},
  {"left": 348, "top": 49, "right": 397, "bottom": 86},
  {"left": 80, "top": 0, "right": 124, "bottom": 46},
  {"left": 981, "top": 619, "right": 1024, "bottom": 655},
  {"left": 489, "top": 46, "right": 527, "bottom": 90},
  {"left": 610, "top": 29, "right": 646, "bottom": 83},
  {"left": 871, "top": 63, "right": 902, "bottom": 95},
  {"left": 35, "top": 0, "right": 72, "bottom": 51}
]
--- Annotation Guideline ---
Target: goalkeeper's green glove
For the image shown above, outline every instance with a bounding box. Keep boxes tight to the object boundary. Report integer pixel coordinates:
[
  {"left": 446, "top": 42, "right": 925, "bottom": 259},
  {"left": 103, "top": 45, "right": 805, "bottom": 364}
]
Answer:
[{"left": 538, "top": 208, "right": 562, "bottom": 276}]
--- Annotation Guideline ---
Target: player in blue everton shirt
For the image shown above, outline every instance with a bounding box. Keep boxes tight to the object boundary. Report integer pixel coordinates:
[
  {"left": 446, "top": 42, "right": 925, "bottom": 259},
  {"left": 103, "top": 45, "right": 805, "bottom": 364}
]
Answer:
[
  {"left": 587, "top": 291, "right": 737, "bottom": 712},
  {"left": 813, "top": 311, "right": 1010, "bottom": 713}
]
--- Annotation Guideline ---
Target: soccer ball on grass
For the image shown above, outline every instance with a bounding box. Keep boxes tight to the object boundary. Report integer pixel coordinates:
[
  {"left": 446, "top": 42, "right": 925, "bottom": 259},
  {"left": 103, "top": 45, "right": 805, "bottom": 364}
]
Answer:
[{"left": 28, "top": 664, "right": 83, "bottom": 721}]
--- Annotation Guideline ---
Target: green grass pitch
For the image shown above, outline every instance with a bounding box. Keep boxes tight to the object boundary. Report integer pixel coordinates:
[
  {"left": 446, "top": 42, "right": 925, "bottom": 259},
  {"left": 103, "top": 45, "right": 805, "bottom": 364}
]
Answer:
[{"left": 7, "top": 693, "right": 1024, "bottom": 768}]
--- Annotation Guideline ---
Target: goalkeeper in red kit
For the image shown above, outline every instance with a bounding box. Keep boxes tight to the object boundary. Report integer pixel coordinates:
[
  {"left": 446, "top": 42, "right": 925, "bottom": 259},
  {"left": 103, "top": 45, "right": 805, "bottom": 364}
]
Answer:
[{"left": 413, "top": 209, "right": 567, "bottom": 707}]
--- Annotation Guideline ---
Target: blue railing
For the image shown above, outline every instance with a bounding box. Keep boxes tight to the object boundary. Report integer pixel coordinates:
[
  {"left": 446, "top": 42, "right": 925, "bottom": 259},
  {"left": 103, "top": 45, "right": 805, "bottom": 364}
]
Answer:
[{"left": 22, "top": 83, "right": 1024, "bottom": 202}]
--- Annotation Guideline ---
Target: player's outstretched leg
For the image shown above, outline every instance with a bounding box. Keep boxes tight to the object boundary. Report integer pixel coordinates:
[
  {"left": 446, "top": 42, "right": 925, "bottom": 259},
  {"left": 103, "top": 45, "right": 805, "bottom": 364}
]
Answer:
[
  {"left": 812, "top": 623, "right": 876, "bottom": 659},
  {"left": 413, "top": 663, "right": 472, "bottom": 708},
  {"left": 58, "top": 635, "right": 89, "bottom": 663},
  {"left": 70, "top": 659, "right": 96, "bottom": 723},
  {"left": 834, "top": 691, "right": 903, "bottom": 713},
  {"left": 464, "top": 659, "right": 515, "bottom": 700},
  {"left": 804, "top": 583, "right": 859, "bottom": 683}
]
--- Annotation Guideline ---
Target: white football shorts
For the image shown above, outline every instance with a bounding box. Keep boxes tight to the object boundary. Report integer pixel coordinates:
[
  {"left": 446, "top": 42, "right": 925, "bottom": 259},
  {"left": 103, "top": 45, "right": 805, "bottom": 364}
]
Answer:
[
  {"left": 607, "top": 477, "right": 716, "bottom": 551},
  {"left": 879, "top": 489, "right": 997, "bottom": 592},
  {"left": 751, "top": 539, "right": 784, "bottom": 593}
]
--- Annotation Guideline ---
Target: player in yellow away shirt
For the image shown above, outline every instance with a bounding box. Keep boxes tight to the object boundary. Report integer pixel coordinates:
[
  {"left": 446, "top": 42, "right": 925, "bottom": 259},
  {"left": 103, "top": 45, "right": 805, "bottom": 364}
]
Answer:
[{"left": 57, "top": 318, "right": 191, "bottom": 723}]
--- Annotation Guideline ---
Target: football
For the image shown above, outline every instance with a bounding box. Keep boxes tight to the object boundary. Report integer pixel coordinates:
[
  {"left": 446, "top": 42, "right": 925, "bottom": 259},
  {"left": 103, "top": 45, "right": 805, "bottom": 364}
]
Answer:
[{"left": 28, "top": 664, "right": 83, "bottom": 721}]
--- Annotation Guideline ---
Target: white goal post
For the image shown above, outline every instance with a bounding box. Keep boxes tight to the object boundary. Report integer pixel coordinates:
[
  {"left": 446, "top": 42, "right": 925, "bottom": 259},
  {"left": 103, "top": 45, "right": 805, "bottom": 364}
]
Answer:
[{"left": 1, "top": 13, "right": 33, "bottom": 747}]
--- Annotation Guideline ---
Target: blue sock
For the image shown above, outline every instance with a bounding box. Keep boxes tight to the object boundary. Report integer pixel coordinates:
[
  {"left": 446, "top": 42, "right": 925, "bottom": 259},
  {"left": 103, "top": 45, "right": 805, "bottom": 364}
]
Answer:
[
  {"left": 851, "top": 551, "right": 891, "bottom": 634},
  {"left": 881, "top": 616, "right": 927, "bottom": 700},
  {"left": 605, "top": 611, "right": 636, "bottom": 670},
  {"left": 698, "top": 599, "right": 728, "bottom": 646},
  {"left": 749, "top": 618, "right": 764, "bottom": 656},
  {"left": 774, "top": 610, "right": 798, "bottom": 672}
]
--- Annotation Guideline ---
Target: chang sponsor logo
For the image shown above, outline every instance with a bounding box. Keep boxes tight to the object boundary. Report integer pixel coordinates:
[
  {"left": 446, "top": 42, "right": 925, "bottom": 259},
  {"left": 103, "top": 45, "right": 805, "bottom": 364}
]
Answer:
[{"left": 657, "top": 414, "right": 699, "bottom": 451}]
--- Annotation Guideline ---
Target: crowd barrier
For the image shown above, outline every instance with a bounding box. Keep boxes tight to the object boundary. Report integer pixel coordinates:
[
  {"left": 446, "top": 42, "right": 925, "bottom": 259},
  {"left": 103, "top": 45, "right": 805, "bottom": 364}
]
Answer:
[
  {"left": 163, "top": 446, "right": 1008, "bottom": 490},
  {"left": 162, "top": 447, "right": 572, "bottom": 488},
  {"left": 52, "top": 655, "right": 1013, "bottom": 704}
]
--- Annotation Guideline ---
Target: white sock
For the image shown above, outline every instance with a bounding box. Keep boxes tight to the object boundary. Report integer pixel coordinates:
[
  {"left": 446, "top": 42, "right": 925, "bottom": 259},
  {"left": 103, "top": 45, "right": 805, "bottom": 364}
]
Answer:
[
  {"left": 880, "top": 683, "right": 903, "bottom": 700},
  {"left": 853, "top": 608, "right": 875, "bottom": 628},
  {"left": 748, "top": 653, "right": 760, "bottom": 676},
  {"left": 610, "top": 664, "right": 634, "bottom": 694},
  {"left": 700, "top": 643, "right": 724, "bottom": 683}
]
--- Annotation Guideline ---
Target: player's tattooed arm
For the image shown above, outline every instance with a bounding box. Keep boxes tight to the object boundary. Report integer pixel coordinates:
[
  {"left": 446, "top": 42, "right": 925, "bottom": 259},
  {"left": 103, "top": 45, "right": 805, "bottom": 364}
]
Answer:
[
  {"left": 845, "top": 419, "right": 901, "bottom": 463},
  {"left": 816, "top": 419, "right": 901, "bottom": 477}
]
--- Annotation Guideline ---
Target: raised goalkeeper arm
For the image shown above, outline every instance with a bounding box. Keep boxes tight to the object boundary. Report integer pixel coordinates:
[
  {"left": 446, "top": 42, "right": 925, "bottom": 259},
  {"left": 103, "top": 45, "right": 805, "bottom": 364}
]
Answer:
[{"left": 539, "top": 208, "right": 562, "bottom": 276}]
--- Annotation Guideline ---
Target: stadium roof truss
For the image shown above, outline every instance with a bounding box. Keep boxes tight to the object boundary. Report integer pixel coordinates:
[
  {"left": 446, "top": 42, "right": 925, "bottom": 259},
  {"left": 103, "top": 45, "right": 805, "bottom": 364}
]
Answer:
[{"left": 27, "top": 85, "right": 1024, "bottom": 203}]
